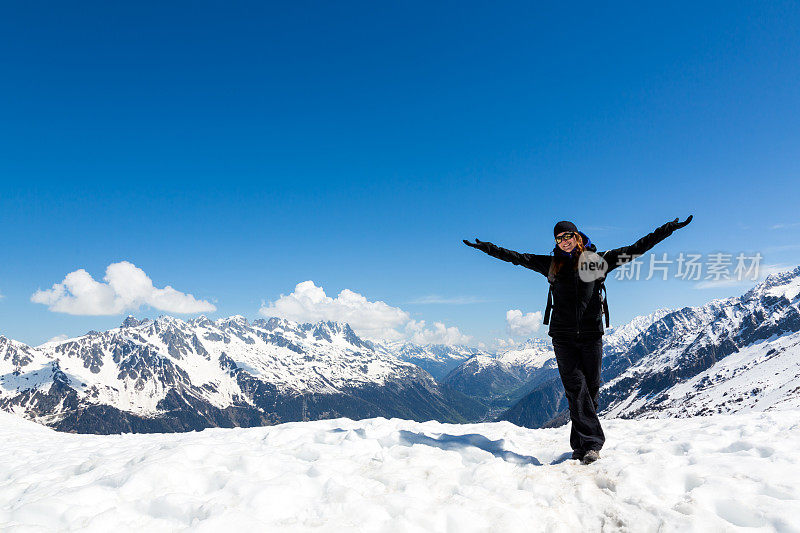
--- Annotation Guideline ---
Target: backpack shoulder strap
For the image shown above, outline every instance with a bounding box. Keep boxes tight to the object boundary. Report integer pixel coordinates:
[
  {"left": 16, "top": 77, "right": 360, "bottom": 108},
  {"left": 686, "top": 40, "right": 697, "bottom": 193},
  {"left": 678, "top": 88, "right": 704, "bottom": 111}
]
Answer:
[
  {"left": 543, "top": 284, "right": 554, "bottom": 325},
  {"left": 599, "top": 279, "right": 610, "bottom": 327},
  {"left": 543, "top": 256, "right": 558, "bottom": 325}
]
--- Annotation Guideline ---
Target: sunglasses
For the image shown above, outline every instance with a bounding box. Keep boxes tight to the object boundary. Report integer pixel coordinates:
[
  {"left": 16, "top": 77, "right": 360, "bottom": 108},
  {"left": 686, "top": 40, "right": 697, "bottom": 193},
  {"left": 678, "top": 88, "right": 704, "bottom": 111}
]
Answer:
[{"left": 555, "top": 231, "right": 577, "bottom": 243}]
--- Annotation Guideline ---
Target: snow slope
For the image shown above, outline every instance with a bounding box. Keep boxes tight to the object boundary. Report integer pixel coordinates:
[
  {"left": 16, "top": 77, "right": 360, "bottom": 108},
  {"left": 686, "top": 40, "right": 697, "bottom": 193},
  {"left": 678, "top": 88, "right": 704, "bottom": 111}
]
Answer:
[
  {"left": 605, "top": 329, "right": 800, "bottom": 418},
  {"left": 2, "top": 410, "right": 799, "bottom": 532}
]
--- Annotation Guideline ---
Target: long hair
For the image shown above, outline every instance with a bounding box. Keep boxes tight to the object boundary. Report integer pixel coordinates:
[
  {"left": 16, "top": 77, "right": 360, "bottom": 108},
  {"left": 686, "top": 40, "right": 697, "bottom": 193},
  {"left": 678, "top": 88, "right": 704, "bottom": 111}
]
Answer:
[{"left": 548, "top": 232, "right": 585, "bottom": 281}]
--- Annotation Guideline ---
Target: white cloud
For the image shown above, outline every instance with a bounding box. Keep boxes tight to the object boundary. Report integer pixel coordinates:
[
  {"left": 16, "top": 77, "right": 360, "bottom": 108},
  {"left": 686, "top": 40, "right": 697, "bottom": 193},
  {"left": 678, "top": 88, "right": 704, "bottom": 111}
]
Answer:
[
  {"left": 260, "top": 281, "right": 472, "bottom": 345},
  {"left": 31, "top": 261, "right": 216, "bottom": 316},
  {"left": 506, "top": 309, "right": 542, "bottom": 336},
  {"left": 260, "top": 281, "right": 410, "bottom": 340},
  {"left": 770, "top": 222, "right": 800, "bottom": 230},
  {"left": 47, "top": 334, "right": 69, "bottom": 343},
  {"left": 759, "top": 264, "right": 795, "bottom": 277},
  {"left": 494, "top": 337, "right": 521, "bottom": 349},
  {"left": 405, "top": 320, "right": 472, "bottom": 345}
]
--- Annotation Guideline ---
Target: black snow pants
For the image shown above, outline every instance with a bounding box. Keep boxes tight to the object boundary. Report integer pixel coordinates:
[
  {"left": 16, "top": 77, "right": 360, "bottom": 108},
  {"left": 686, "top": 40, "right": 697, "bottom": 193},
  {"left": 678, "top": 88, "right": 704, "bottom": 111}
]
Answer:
[{"left": 551, "top": 334, "right": 605, "bottom": 453}]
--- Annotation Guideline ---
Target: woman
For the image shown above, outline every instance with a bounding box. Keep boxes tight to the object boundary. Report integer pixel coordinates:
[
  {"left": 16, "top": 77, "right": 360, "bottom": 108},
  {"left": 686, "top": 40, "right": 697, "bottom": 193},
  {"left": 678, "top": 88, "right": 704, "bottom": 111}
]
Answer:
[{"left": 463, "top": 215, "right": 692, "bottom": 464}]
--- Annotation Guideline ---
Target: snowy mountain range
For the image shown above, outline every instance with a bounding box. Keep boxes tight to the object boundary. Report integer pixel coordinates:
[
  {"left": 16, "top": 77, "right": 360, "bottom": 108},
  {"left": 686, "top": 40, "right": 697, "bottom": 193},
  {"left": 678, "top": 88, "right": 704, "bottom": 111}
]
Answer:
[
  {"left": 375, "top": 341, "right": 488, "bottom": 380},
  {"left": 441, "top": 338, "right": 558, "bottom": 420},
  {"left": 3, "top": 266, "right": 800, "bottom": 434},
  {"left": 501, "top": 266, "right": 800, "bottom": 427},
  {"left": 0, "top": 316, "right": 482, "bottom": 433}
]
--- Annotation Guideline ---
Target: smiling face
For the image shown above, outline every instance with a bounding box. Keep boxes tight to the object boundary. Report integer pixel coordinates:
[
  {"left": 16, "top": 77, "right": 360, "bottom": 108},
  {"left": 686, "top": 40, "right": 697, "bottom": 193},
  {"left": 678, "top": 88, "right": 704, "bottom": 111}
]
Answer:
[{"left": 556, "top": 231, "right": 578, "bottom": 253}]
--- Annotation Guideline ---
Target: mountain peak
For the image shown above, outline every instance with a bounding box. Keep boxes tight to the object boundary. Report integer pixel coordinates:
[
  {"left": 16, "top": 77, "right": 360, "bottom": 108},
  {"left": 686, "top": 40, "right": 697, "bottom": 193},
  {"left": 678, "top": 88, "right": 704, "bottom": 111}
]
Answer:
[
  {"left": 153, "top": 315, "right": 187, "bottom": 329},
  {"left": 217, "top": 315, "right": 249, "bottom": 327},
  {"left": 320, "top": 320, "right": 343, "bottom": 333},
  {"left": 121, "top": 316, "right": 141, "bottom": 328},
  {"left": 189, "top": 315, "right": 213, "bottom": 328},
  {"left": 759, "top": 265, "right": 800, "bottom": 301},
  {"left": 604, "top": 307, "right": 675, "bottom": 346},
  {"left": 253, "top": 316, "right": 298, "bottom": 331}
]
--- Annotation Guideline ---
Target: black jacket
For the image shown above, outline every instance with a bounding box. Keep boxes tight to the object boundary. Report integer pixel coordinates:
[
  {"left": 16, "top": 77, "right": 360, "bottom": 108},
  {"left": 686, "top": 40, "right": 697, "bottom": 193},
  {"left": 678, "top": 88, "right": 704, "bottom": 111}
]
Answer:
[{"left": 471, "top": 219, "right": 684, "bottom": 338}]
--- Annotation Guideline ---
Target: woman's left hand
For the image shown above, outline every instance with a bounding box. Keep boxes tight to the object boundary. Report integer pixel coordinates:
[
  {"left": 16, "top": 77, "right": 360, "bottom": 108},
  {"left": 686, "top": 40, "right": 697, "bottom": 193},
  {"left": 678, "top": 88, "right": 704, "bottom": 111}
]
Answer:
[{"left": 671, "top": 215, "right": 693, "bottom": 229}]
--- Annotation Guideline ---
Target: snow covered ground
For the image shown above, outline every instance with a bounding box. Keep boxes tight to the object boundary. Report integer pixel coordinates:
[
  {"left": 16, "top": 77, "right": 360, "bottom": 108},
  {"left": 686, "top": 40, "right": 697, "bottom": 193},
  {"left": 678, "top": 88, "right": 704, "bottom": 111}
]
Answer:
[{"left": 2, "top": 411, "right": 799, "bottom": 532}]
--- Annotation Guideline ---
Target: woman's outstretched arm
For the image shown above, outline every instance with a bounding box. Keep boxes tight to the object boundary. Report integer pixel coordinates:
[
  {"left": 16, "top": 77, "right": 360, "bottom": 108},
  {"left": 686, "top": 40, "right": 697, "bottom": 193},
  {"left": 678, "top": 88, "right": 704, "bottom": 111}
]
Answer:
[
  {"left": 463, "top": 238, "right": 551, "bottom": 276},
  {"left": 600, "top": 215, "right": 693, "bottom": 273}
]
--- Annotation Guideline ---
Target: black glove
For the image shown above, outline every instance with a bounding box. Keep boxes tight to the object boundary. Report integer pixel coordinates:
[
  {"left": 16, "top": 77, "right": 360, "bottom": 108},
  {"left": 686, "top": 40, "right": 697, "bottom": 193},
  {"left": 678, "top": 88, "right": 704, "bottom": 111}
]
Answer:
[
  {"left": 463, "top": 238, "right": 486, "bottom": 249},
  {"left": 669, "top": 215, "right": 693, "bottom": 230}
]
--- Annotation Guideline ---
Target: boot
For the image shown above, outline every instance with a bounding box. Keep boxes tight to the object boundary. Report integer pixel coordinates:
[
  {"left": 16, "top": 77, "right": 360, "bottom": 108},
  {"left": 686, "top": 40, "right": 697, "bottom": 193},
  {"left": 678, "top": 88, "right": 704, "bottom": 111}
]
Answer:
[{"left": 581, "top": 449, "right": 600, "bottom": 465}]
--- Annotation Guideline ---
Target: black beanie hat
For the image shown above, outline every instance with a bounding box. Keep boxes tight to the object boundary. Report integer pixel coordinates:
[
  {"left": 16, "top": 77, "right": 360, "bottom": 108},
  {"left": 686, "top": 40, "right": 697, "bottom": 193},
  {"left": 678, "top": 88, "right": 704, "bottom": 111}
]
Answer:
[{"left": 553, "top": 220, "right": 578, "bottom": 237}]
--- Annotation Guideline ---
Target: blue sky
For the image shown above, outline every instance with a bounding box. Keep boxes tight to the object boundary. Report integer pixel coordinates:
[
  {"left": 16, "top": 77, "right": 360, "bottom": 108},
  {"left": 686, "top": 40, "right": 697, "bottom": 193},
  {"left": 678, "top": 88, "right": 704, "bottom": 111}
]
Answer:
[{"left": 1, "top": 1, "right": 799, "bottom": 347}]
